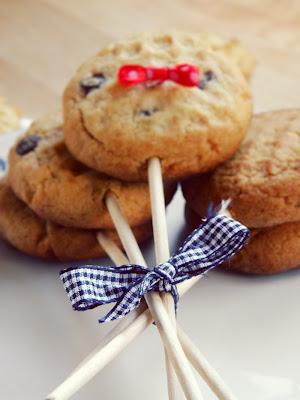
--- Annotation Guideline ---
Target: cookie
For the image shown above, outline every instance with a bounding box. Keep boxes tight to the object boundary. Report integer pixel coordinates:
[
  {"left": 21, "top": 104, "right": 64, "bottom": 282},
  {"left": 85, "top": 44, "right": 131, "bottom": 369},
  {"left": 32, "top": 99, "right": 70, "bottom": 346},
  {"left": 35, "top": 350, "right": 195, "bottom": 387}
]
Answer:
[
  {"left": 0, "top": 97, "right": 20, "bottom": 133},
  {"left": 0, "top": 180, "right": 152, "bottom": 261},
  {"left": 223, "top": 222, "right": 300, "bottom": 275},
  {"left": 185, "top": 206, "right": 300, "bottom": 275},
  {"left": 8, "top": 112, "right": 176, "bottom": 229},
  {"left": 182, "top": 109, "right": 300, "bottom": 228},
  {"left": 171, "top": 32, "right": 255, "bottom": 79},
  {"left": 63, "top": 32, "right": 252, "bottom": 181}
]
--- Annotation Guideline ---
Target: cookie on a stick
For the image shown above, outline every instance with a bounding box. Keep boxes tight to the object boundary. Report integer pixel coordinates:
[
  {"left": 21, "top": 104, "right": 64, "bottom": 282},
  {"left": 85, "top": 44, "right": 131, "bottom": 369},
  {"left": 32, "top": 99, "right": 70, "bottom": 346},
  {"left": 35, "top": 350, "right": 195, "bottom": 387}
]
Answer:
[
  {"left": 77, "top": 218, "right": 240, "bottom": 399},
  {"left": 59, "top": 32, "right": 251, "bottom": 399},
  {"left": 103, "top": 197, "right": 241, "bottom": 400},
  {"left": 47, "top": 201, "right": 247, "bottom": 400},
  {"left": 63, "top": 33, "right": 252, "bottom": 181}
]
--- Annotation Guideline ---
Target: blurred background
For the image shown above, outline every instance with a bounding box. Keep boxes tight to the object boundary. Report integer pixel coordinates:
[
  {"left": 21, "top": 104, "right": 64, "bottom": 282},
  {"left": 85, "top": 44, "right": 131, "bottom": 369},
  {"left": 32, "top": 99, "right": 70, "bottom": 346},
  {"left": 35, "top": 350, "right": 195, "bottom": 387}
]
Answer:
[
  {"left": 1, "top": 0, "right": 300, "bottom": 118},
  {"left": 1, "top": 1, "right": 300, "bottom": 400}
]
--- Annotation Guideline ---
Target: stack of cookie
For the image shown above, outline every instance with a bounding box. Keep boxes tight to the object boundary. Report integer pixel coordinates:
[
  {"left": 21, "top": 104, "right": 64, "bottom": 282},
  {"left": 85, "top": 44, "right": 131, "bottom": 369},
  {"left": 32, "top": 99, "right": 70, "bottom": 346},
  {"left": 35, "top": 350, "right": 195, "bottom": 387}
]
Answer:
[
  {"left": 1, "top": 112, "right": 176, "bottom": 260},
  {"left": 0, "top": 31, "right": 254, "bottom": 263},
  {"left": 42, "top": 32, "right": 255, "bottom": 400},
  {"left": 0, "top": 31, "right": 258, "bottom": 400},
  {"left": 183, "top": 109, "right": 300, "bottom": 275}
]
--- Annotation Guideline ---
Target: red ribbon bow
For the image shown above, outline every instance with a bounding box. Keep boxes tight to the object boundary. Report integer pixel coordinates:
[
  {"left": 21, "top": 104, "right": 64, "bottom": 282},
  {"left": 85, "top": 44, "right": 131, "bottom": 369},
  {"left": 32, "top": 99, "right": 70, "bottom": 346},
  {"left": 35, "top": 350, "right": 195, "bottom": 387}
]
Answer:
[{"left": 118, "top": 64, "right": 200, "bottom": 87}]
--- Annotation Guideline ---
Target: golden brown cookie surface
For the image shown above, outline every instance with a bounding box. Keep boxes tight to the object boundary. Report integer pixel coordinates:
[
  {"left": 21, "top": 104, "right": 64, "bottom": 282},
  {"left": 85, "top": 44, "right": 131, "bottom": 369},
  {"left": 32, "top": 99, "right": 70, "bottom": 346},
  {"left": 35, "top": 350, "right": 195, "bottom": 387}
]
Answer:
[
  {"left": 63, "top": 32, "right": 252, "bottom": 181},
  {"left": 224, "top": 222, "right": 300, "bottom": 275},
  {"left": 185, "top": 206, "right": 300, "bottom": 275},
  {"left": 182, "top": 109, "right": 300, "bottom": 228},
  {"left": 163, "top": 32, "right": 255, "bottom": 79},
  {"left": 0, "top": 180, "right": 152, "bottom": 261},
  {"left": 0, "top": 179, "right": 54, "bottom": 259},
  {"left": 8, "top": 112, "right": 176, "bottom": 229}
]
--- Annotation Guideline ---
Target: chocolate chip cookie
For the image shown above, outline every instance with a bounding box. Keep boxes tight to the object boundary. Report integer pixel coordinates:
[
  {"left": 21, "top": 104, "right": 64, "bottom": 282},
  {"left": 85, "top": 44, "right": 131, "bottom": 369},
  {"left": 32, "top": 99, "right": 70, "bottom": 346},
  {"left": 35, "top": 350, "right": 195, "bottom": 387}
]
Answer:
[
  {"left": 186, "top": 206, "right": 300, "bottom": 275},
  {"left": 0, "top": 179, "right": 152, "bottom": 261},
  {"left": 182, "top": 109, "right": 300, "bottom": 228},
  {"left": 8, "top": 112, "right": 176, "bottom": 229},
  {"left": 63, "top": 32, "right": 252, "bottom": 181}
]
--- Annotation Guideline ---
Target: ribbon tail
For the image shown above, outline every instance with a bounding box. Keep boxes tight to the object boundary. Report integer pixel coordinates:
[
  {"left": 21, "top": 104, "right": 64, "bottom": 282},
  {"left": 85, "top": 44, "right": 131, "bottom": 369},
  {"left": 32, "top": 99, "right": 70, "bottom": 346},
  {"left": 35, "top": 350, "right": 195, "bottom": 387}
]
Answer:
[
  {"left": 171, "top": 215, "right": 249, "bottom": 277},
  {"left": 170, "top": 284, "right": 179, "bottom": 315},
  {"left": 59, "top": 265, "right": 147, "bottom": 317},
  {"left": 206, "top": 199, "right": 231, "bottom": 219},
  {"left": 98, "top": 281, "right": 144, "bottom": 323}
]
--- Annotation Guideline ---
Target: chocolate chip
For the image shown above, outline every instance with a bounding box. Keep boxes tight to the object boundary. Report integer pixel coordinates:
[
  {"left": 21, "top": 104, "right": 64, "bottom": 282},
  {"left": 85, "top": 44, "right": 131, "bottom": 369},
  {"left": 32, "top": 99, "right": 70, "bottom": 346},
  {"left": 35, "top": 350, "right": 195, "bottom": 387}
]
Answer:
[
  {"left": 80, "top": 73, "right": 106, "bottom": 95},
  {"left": 139, "top": 107, "right": 159, "bottom": 117},
  {"left": 198, "top": 70, "right": 216, "bottom": 90},
  {"left": 204, "top": 70, "right": 216, "bottom": 81},
  {"left": 16, "top": 135, "right": 41, "bottom": 155}
]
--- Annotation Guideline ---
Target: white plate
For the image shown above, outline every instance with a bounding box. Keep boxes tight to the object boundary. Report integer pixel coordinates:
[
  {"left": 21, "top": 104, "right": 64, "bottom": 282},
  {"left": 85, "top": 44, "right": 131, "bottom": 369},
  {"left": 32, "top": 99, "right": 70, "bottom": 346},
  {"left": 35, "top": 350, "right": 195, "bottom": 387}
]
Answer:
[{"left": 0, "top": 125, "right": 300, "bottom": 400}]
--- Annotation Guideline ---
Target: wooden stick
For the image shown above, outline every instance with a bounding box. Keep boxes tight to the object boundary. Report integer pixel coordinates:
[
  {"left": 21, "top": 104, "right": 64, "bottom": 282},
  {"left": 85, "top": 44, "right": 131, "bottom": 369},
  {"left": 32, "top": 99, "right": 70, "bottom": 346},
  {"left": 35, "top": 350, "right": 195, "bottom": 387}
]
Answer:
[
  {"left": 46, "top": 197, "right": 236, "bottom": 400},
  {"left": 48, "top": 227, "right": 237, "bottom": 400},
  {"left": 46, "top": 188, "right": 201, "bottom": 400},
  {"left": 148, "top": 158, "right": 238, "bottom": 400},
  {"left": 177, "top": 326, "right": 238, "bottom": 400},
  {"left": 96, "top": 231, "right": 128, "bottom": 265},
  {"left": 147, "top": 158, "right": 170, "bottom": 262},
  {"left": 73, "top": 233, "right": 138, "bottom": 372},
  {"left": 89, "top": 233, "right": 238, "bottom": 400},
  {"left": 46, "top": 304, "right": 152, "bottom": 400},
  {"left": 106, "top": 193, "right": 202, "bottom": 400},
  {"left": 148, "top": 157, "right": 182, "bottom": 400},
  {"left": 46, "top": 236, "right": 149, "bottom": 400},
  {"left": 46, "top": 276, "right": 201, "bottom": 399},
  {"left": 97, "top": 231, "right": 237, "bottom": 400}
]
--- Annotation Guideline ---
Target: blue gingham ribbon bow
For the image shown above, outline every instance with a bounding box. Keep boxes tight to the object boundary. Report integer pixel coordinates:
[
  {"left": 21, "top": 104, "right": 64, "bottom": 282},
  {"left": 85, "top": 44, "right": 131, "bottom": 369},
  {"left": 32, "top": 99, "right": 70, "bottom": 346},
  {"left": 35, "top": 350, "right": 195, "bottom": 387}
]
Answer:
[{"left": 60, "top": 215, "right": 249, "bottom": 323}]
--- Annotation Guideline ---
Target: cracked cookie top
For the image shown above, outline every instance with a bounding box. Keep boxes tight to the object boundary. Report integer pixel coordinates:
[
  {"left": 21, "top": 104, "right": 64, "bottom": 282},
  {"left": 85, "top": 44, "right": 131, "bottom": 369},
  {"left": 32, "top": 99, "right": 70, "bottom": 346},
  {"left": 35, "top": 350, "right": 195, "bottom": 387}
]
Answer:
[
  {"left": 8, "top": 112, "right": 176, "bottom": 229},
  {"left": 63, "top": 32, "right": 252, "bottom": 181},
  {"left": 182, "top": 109, "right": 300, "bottom": 228}
]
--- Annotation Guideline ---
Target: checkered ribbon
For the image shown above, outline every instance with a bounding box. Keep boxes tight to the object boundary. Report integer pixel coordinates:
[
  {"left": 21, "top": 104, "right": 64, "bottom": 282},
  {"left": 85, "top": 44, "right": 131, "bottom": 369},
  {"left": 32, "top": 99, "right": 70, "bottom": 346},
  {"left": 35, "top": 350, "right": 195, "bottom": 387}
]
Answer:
[{"left": 60, "top": 215, "right": 249, "bottom": 323}]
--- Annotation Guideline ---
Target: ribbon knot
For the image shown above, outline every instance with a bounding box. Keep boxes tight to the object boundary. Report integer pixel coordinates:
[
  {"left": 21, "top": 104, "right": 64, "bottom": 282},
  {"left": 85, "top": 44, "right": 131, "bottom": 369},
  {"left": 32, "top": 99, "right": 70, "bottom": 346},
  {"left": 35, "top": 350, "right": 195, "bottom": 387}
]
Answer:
[
  {"left": 154, "top": 262, "right": 177, "bottom": 283},
  {"left": 60, "top": 215, "right": 249, "bottom": 323},
  {"left": 118, "top": 64, "right": 200, "bottom": 87},
  {"left": 154, "top": 262, "right": 178, "bottom": 298},
  {"left": 138, "top": 263, "right": 178, "bottom": 304}
]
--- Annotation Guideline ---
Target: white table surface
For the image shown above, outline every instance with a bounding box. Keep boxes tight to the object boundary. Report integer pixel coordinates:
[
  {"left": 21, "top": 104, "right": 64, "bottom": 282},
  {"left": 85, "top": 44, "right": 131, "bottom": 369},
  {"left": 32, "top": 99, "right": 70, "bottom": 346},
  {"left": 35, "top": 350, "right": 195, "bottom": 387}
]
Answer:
[{"left": 1, "top": 129, "right": 300, "bottom": 400}]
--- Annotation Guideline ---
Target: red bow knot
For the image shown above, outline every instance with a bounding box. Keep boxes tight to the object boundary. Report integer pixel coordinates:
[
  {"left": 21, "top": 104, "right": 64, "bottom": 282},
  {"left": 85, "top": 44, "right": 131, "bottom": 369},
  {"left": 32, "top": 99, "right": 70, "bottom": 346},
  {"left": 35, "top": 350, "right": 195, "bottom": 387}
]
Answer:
[{"left": 118, "top": 64, "right": 200, "bottom": 87}]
